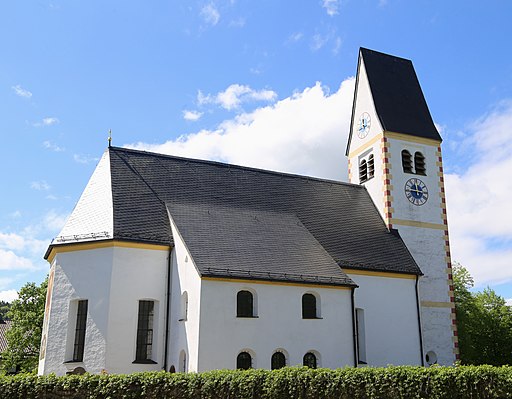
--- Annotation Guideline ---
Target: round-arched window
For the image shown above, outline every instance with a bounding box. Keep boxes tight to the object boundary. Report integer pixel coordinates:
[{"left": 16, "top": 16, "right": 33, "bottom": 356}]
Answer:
[
  {"left": 303, "top": 352, "right": 317, "bottom": 369},
  {"left": 237, "top": 351, "right": 252, "bottom": 370},
  {"left": 271, "top": 351, "right": 286, "bottom": 370}
]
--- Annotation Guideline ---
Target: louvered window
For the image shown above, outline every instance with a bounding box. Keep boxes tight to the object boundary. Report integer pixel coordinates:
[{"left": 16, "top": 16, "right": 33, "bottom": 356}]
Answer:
[
  {"left": 302, "top": 294, "right": 317, "bottom": 319},
  {"left": 303, "top": 352, "right": 317, "bottom": 368},
  {"left": 237, "top": 351, "right": 252, "bottom": 370},
  {"left": 359, "top": 160, "right": 368, "bottom": 183},
  {"left": 237, "top": 291, "right": 253, "bottom": 317},
  {"left": 415, "top": 152, "right": 426, "bottom": 175},
  {"left": 368, "top": 154, "right": 375, "bottom": 179},
  {"left": 271, "top": 352, "right": 286, "bottom": 370},
  {"left": 135, "top": 300, "right": 154, "bottom": 362},
  {"left": 72, "top": 300, "right": 88, "bottom": 362},
  {"left": 402, "top": 150, "right": 413, "bottom": 173}
]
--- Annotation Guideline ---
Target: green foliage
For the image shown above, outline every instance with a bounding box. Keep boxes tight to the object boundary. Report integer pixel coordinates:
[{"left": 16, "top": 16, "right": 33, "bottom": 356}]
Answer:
[
  {"left": 0, "top": 301, "right": 11, "bottom": 320},
  {"left": 1, "top": 278, "right": 48, "bottom": 373},
  {"left": 453, "top": 263, "right": 512, "bottom": 365},
  {"left": 2, "top": 366, "right": 512, "bottom": 399}
]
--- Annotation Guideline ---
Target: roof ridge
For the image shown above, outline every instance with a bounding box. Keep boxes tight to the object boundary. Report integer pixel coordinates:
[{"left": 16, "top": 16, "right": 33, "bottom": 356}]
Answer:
[{"left": 109, "top": 146, "right": 364, "bottom": 189}]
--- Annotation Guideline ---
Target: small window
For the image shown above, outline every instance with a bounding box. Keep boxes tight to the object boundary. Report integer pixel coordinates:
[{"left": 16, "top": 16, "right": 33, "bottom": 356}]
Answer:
[
  {"left": 302, "top": 293, "right": 317, "bottom": 319},
  {"left": 356, "top": 308, "right": 367, "bottom": 364},
  {"left": 135, "top": 300, "right": 154, "bottom": 362},
  {"left": 415, "top": 152, "right": 426, "bottom": 175},
  {"left": 237, "top": 290, "right": 254, "bottom": 317},
  {"left": 367, "top": 154, "right": 374, "bottom": 179},
  {"left": 271, "top": 351, "right": 286, "bottom": 370},
  {"left": 402, "top": 150, "right": 413, "bottom": 173},
  {"left": 237, "top": 351, "right": 252, "bottom": 370},
  {"left": 359, "top": 159, "right": 368, "bottom": 183},
  {"left": 303, "top": 352, "right": 317, "bottom": 368},
  {"left": 72, "top": 300, "right": 88, "bottom": 362},
  {"left": 180, "top": 291, "right": 188, "bottom": 321}
]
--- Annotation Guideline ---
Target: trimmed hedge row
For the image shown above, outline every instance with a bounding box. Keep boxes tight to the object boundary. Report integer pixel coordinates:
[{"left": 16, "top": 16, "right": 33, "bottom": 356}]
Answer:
[{"left": 1, "top": 366, "right": 512, "bottom": 399}]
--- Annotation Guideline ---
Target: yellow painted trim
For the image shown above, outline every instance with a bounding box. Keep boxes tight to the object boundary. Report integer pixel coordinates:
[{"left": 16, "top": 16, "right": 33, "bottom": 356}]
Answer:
[
  {"left": 348, "top": 133, "right": 383, "bottom": 158},
  {"left": 345, "top": 269, "right": 416, "bottom": 280},
  {"left": 201, "top": 276, "right": 352, "bottom": 290},
  {"left": 47, "top": 240, "right": 170, "bottom": 263},
  {"left": 389, "top": 218, "right": 446, "bottom": 230},
  {"left": 421, "top": 301, "right": 455, "bottom": 308},
  {"left": 385, "top": 131, "right": 441, "bottom": 146}
]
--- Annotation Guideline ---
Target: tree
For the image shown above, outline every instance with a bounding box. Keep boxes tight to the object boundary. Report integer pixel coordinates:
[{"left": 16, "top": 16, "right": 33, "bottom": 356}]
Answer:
[
  {"left": 453, "top": 263, "right": 512, "bottom": 365},
  {"left": 1, "top": 278, "right": 47, "bottom": 373},
  {"left": 0, "top": 301, "right": 11, "bottom": 320}
]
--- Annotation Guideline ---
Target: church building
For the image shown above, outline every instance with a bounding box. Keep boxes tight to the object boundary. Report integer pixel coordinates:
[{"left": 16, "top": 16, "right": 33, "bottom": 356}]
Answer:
[{"left": 38, "top": 48, "right": 458, "bottom": 375}]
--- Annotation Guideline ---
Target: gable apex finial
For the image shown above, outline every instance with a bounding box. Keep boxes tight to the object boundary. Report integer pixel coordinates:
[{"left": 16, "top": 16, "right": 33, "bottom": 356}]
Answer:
[{"left": 108, "top": 129, "right": 112, "bottom": 148}]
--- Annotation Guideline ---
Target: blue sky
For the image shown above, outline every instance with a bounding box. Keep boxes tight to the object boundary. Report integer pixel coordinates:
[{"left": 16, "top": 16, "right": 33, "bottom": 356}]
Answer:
[{"left": 1, "top": 0, "right": 512, "bottom": 302}]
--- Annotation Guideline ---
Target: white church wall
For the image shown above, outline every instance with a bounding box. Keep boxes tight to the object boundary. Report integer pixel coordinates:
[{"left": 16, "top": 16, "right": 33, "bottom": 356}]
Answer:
[
  {"left": 105, "top": 245, "right": 169, "bottom": 374},
  {"left": 348, "top": 273, "right": 422, "bottom": 366},
  {"left": 38, "top": 247, "right": 114, "bottom": 375},
  {"left": 168, "top": 221, "right": 202, "bottom": 373},
  {"left": 197, "top": 279, "right": 354, "bottom": 371}
]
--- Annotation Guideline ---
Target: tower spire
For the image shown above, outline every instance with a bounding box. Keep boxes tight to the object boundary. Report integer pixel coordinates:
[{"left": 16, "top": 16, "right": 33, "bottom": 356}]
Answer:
[{"left": 108, "top": 129, "right": 112, "bottom": 148}]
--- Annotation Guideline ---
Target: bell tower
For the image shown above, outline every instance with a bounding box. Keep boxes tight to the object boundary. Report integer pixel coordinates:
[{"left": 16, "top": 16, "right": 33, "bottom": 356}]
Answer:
[{"left": 346, "top": 48, "right": 458, "bottom": 366}]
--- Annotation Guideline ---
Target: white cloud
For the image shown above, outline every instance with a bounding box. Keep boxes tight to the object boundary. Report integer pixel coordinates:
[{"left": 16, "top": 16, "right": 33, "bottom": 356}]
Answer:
[
  {"left": 126, "top": 78, "right": 355, "bottom": 180},
  {"left": 311, "top": 33, "right": 329, "bottom": 51},
  {"left": 322, "top": 0, "right": 340, "bottom": 16},
  {"left": 183, "top": 110, "right": 203, "bottom": 121},
  {"left": 332, "top": 37, "right": 342, "bottom": 55},
  {"left": 445, "top": 100, "right": 512, "bottom": 286},
  {"left": 0, "top": 249, "right": 35, "bottom": 271},
  {"left": 229, "top": 17, "right": 245, "bottom": 28},
  {"left": 198, "top": 84, "right": 278, "bottom": 111},
  {"left": 43, "top": 140, "right": 65, "bottom": 152},
  {"left": 30, "top": 180, "right": 51, "bottom": 191},
  {"left": 287, "top": 32, "right": 304, "bottom": 43},
  {"left": 200, "top": 3, "right": 220, "bottom": 26},
  {"left": 43, "top": 210, "right": 68, "bottom": 232},
  {"left": 0, "top": 231, "right": 47, "bottom": 256},
  {"left": 12, "top": 84, "right": 32, "bottom": 98},
  {"left": 34, "top": 117, "right": 59, "bottom": 127},
  {"left": 0, "top": 289, "right": 18, "bottom": 302},
  {"left": 74, "top": 154, "right": 99, "bottom": 164},
  {"left": 9, "top": 211, "right": 21, "bottom": 219}
]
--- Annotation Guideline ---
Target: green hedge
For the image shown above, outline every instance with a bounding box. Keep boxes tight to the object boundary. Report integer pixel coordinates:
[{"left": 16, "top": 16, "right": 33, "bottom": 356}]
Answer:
[{"left": 1, "top": 366, "right": 512, "bottom": 399}]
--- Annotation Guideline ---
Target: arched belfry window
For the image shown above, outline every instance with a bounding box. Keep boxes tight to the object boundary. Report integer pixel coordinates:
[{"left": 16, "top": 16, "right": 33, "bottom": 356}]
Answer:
[
  {"left": 302, "top": 293, "right": 317, "bottom": 319},
  {"left": 237, "top": 351, "right": 252, "bottom": 370},
  {"left": 303, "top": 352, "right": 317, "bottom": 368},
  {"left": 368, "top": 154, "right": 375, "bottom": 179},
  {"left": 414, "top": 152, "right": 426, "bottom": 175},
  {"left": 402, "top": 150, "right": 413, "bottom": 173},
  {"left": 271, "top": 351, "right": 286, "bottom": 370},
  {"left": 359, "top": 160, "right": 368, "bottom": 183},
  {"left": 237, "top": 290, "right": 254, "bottom": 317}
]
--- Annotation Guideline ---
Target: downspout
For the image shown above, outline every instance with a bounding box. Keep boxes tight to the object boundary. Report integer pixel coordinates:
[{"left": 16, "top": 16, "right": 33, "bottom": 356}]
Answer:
[
  {"left": 351, "top": 287, "right": 358, "bottom": 367},
  {"left": 415, "top": 275, "right": 425, "bottom": 366},
  {"left": 163, "top": 248, "right": 173, "bottom": 371}
]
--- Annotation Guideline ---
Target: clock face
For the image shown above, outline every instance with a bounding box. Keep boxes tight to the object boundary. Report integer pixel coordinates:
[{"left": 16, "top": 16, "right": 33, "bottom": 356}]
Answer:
[
  {"left": 404, "top": 178, "right": 429, "bottom": 206},
  {"left": 357, "top": 112, "right": 371, "bottom": 139}
]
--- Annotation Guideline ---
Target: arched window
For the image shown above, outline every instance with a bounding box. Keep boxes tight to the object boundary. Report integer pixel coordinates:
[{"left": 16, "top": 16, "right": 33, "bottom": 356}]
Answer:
[
  {"left": 368, "top": 154, "right": 375, "bottom": 179},
  {"left": 237, "top": 351, "right": 252, "bottom": 370},
  {"left": 237, "top": 290, "right": 253, "bottom": 317},
  {"left": 303, "top": 352, "right": 317, "bottom": 368},
  {"left": 402, "top": 150, "right": 413, "bottom": 173},
  {"left": 302, "top": 293, "right": 317, "bottom": 319},
  {"left": 359, "top": 159, "right": 368, "bottom": 183},
  {"left": 271, "top": 351, "right": 286, "bottom": 370},
  {"left": 180, "top": 291, "right": 188, "bottom": 321},
  {"left": 414, "top": 152, "right": 426, "bottom": 175}
]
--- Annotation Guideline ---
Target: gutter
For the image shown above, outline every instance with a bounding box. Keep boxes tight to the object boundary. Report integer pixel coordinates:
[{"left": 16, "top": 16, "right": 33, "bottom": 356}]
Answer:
[
  {"left": 415, "top": 275, "right": 425, "bottom": 366},
  {"left": 351, "top": 287, "right": 358, "bottom": 367},
  {"left": 163, "top": 248, "right": 173, "bottom": 371}
]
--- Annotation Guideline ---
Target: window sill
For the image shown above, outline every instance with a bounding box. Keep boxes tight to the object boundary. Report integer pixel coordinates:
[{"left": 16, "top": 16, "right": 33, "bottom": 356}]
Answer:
[
  {"left": 302, "top": 317, "right": 323, "bottom": 320},
  {"left": 63, "top": 360, "right": 84, "bottom": 364},
  {"left": 236, "top": 315, "right": 259, "bottom": 318},
  {"left": 132, "top": 359, "right": 158, "bottom": 364}
]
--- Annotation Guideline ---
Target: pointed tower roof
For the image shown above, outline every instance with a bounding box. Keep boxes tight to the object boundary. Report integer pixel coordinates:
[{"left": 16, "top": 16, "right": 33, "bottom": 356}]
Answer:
[{"left": 346, "top": 48, "right": 441, "bottom": 155}]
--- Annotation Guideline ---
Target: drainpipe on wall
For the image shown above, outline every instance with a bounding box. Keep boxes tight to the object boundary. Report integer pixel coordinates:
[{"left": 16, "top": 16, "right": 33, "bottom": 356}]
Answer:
[
  {"left": 163, "top": 248, "right": 173, "bottom": 371},
  {"left": 351, "top": 287, "right": 358, "bottom": 367},
  {"left": 415, "top": 275, "right": 425, "bottom": 366}
]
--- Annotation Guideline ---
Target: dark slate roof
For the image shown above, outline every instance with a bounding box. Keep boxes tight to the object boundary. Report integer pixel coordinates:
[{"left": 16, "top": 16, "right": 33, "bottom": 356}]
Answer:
[
  {"left": 106, "top": 146, "right": 421, "bottom": 281},
  {"left": 348, "top": 48, "right": 441, "bottom": 154},
  {"left": 168, "top": 203, "right": 356, "bottom": 287}
]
